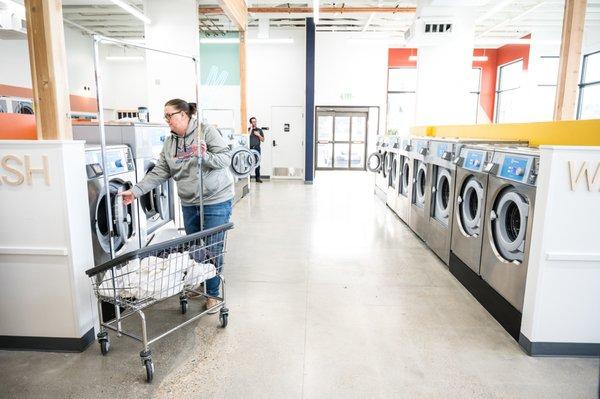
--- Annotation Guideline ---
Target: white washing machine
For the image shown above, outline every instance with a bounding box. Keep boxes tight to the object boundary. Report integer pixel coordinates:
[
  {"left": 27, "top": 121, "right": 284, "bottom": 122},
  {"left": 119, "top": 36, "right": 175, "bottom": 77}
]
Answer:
[
  {"left": 367, "top": 135, "right": 388, "bottom": 201},
  {"left": 390, "top": 136, "right": 412, "bottom": 223},
  {"left": 408, "top": 137, "right": 431, "bottom": 241},
  {"left": 74, "top": 123, "right": 175, "bottom": 246},
  {"left": 85, "top": 145, "right": 140, "bottom": 266},
  {"left": 450, "top": 144, "right": 498, "bottom": 274},
  {"left": 480, "top": 147, "right": 539, "bottom": 312}
]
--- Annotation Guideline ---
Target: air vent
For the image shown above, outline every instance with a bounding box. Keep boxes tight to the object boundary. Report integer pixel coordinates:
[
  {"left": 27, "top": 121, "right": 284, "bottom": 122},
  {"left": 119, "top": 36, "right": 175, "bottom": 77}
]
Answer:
[{"left": 424, "top": 23, "right": 452, "bottom": 33}]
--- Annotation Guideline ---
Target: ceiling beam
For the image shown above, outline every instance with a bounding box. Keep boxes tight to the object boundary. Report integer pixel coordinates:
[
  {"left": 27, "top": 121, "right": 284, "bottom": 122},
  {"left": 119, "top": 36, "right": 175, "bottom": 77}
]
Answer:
[
  {"left": 217, "top": 0, "right": 247, "bottom": 30},
  {"left": 200, "top": 6, "right": 416, "bottom": 15}
]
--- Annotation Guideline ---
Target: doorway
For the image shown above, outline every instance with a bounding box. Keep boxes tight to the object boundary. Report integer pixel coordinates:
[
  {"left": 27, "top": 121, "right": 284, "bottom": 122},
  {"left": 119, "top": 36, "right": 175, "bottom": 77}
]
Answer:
[
  {"left": 271, "top": 106, "right": 305, "bottom": 178},
  {"left": 315, "top": 108, "right": 369, "bottom": 171}
]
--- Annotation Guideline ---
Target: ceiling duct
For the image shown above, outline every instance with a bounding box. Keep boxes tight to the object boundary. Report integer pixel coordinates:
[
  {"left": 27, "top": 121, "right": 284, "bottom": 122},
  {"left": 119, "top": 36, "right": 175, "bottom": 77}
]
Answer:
[{"left": 404, "top": 17, "right": 455, "bottom": 46}]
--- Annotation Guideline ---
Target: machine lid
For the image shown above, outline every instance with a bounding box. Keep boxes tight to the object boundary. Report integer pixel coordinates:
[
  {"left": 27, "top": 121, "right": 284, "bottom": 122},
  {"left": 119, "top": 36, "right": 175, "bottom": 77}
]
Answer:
[
  {"left": 491, "top": 187, "right": 529, "bottom": 262},
  {"left": 367, "top": 152, "right": 383, "bottom": 173},
  {"left": 433, "top": 168, "right": 452, "bottom": 223},
  {"left": 458, "top": 176, "right": 484, "bottom": 236}
]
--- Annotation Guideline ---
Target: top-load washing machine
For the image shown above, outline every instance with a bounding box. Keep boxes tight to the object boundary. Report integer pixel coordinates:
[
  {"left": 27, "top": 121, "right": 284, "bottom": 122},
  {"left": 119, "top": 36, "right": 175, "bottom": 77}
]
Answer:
[
  {"left": 408, "top": 137, "right": 431, "bottom": 240},
  {"left": 390, "top": 136, "right": 412, "bottom": 223},
  {"left": 450, "top": 144, "right": 498, "bottom": 274},
  {"left": 480, "top": 147, "right": 539, "bottom": 313},
  {"left": 74, "top": 123, "right": 175, "bottom": 246},
  {"left": 367, "top": 135, "right": 388, "bottom": 200},
  {"left": 85, "top": 145, "right": 140, "bottom": 266}
]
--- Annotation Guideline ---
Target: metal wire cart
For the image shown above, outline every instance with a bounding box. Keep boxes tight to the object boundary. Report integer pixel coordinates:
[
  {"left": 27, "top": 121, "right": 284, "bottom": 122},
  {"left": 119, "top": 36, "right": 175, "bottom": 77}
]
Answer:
[{"left": 85, "top": 222, "right": 233, "bottom": 382}]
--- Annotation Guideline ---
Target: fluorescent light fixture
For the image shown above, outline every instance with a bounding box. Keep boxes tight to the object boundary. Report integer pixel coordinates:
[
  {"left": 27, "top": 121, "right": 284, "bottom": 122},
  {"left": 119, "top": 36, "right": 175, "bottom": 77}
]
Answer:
[
  {"left": 111, "top": 0, "right": 151, "bottom": 24},
  {"left": 313, "top": 0, "right": 320, "bottom": 24},
  {"left": 200, "top": 38, "right": 294, "bottom": 44},
  {"left": 408, "top": 55, "right": 418, "bottom": 61},
  {"left": 106, "top": 56, "right": 144, "bottom": 61},
  {"left": 472, "top": 55, "right": 489, "bottom": 62}
]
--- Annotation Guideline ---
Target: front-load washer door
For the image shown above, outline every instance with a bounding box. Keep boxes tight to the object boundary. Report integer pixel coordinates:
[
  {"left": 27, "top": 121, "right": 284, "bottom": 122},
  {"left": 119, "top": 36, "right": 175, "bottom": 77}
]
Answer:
[
  {"left": 140, "top": 162, "right": 169, "bottom": 221},
  {"left": 413, "top": 161, "right": 427, "bottom": 208},
  {"left": 95, "top": 181, "right": 133, "bottom": 254},
  {"left": 367, "top": 152, "right": 383, "bottom": 173},
  {"left": 433, "top": 167, "right": 452, "bottom": 225},
  {"left": 382, "top": 151, "right": 390, "bottom": 179},
  {"left": 457, "top": 176, "right": 484, "bottom": 237},
  {"left": 490, "top": 187, "right": 529, "bottom": 262},
  {"left": 230, "top": 147, "right": 256, "bottom": 178},
  {"left": 389, "top": 154, "right": 397, "bottom": 188},
  {"left": 400, "top": 156, "right": 410, "bottom": 197}
]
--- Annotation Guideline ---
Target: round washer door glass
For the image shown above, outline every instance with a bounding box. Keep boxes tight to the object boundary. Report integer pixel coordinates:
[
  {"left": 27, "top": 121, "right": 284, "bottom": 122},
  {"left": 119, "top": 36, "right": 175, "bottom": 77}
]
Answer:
[
  {"left": 367, "top": 152, "right": 383, "bottom": 173},
  {"left": 415, "top": 161, "right": 427, "bottom": 207},
  {"left": 491, "top": 187, "right": 529, "bottom": 262},
  {"left": 433, "top": 167, "right": 452, "bottom": 224},
  {"left": 458, "top": 176, "right": 484, "bottom": 237},
  {"left": 140, "top": 163, "right": 169, "bottom": 220},
  {"left": 389, "top": 154, "right": 397, "bottom": 188},
  {"left": 401, "top": 157, "right": 410, "bottom": 196},
  {"left": 96, "top": 181, "right": 133, "bottom": 253}
]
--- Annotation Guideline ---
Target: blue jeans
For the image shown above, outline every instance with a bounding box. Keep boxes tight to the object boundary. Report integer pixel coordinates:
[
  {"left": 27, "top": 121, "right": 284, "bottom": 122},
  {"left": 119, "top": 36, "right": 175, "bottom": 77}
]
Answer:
[{"left": 182, "top": 199, "right": 232, "bottom": 296}]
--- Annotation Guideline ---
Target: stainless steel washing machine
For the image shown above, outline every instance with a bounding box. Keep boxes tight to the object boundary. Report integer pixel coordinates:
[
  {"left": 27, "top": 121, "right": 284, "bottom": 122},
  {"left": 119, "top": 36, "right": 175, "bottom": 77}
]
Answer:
[
  {"left": 391, "top": 137, "right": 412, "bottom": 223},
  {"left": 450, "top": 144, "right": 497, "bottom": 274},
  {"left": 74, "top": 123, "right": 175, "bottom": 246},
  {"left": 480, "top": 147, "right": 539, "bottom": 312},
  {"left": 85, "top": 145, "right": 140, "bottom": 266},
  {"left": 408, "top": 137, "right": 431, "bottom": 240},
  {"left": 367, "top": 135, "right": 388, "bottom": 201},
  {"left": 385, "top": 136, "right": 400, "bottom": 210}
]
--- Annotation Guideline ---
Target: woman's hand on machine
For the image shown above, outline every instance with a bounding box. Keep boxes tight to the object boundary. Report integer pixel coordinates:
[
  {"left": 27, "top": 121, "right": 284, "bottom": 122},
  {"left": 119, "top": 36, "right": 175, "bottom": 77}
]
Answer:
[{"left": 119, "top": 190, "right": 135, "bottom": 205}]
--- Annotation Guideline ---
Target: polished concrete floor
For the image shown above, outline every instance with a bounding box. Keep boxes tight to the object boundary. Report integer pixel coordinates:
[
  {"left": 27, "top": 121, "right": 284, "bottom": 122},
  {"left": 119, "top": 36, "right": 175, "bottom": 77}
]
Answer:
[{"left": 0, "top": 172, "right": 598, "bottom": 398}]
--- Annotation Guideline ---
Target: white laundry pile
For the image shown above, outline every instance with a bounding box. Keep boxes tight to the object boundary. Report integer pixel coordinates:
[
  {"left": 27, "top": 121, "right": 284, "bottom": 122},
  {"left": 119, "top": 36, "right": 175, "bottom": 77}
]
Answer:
[{"left": 97, "top": 252, "right": 216, "bottom": 301}]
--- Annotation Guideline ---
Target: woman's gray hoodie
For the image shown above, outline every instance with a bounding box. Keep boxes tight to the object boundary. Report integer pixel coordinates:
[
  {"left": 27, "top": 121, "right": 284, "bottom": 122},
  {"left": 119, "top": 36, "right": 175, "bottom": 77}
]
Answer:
[{"left": 132, "top": 117, "right": 234, "bottom": 206}]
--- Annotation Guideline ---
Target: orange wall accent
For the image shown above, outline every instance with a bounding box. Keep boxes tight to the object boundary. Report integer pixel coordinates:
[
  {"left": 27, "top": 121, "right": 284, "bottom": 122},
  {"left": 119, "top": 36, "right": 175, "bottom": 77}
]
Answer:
[
  {"left": 388, "top": 48, "right": 418, "bottom": 68},
  {"left": 473, "top": 48, "right": 498, "bottom": 123},
  {"left": 0, "top": 84, "right": 97, "bottom": 113},
  {"left": 0, "top": 114, "right": 37, "bottom": 140}
]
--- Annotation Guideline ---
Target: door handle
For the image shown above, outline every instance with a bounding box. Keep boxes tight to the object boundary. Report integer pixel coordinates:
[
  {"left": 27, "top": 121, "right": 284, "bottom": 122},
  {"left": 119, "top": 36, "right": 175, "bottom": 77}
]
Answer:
[{"left": 273, "top": 140, "right": 277, "bottom": 147}]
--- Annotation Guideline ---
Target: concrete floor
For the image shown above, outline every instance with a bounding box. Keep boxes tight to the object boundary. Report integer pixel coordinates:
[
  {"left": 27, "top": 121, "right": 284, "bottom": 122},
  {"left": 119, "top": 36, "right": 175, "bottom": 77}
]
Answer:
[{"left": 0, "top": 172, "right": 598, "bottom": 399}]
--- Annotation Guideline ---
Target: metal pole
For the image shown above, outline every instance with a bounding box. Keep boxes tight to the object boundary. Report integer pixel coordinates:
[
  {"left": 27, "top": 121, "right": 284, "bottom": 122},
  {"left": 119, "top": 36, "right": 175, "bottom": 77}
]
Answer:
[{"left": 193, "top": 57, "right": 204, "bottom": 230}]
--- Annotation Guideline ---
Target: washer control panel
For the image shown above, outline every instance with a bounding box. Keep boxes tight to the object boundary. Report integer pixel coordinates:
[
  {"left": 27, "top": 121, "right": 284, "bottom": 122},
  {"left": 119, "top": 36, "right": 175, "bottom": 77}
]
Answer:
[
  {"left": 463, "top": 149, "right": 486, "bottom": 172},
  {"left": 411, "top": 139, "right": 429, "bottom": 156},
  {"left": 494, "top": 152, "right": 539, "bottom": 186},
  {"left": 431, "top": 141, "right": 455, "bottom": 160}
]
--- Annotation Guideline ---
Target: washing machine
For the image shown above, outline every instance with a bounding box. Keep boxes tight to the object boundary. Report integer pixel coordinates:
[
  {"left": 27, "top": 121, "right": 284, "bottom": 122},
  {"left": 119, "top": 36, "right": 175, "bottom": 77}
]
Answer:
[
  {"left": 74, "top": 123, "right": 175, "bottom": 246},
  {"left": 480, "top": 147, "right": 539, "bottom": 312},
  {"left": 385, "top": 136, "right": 400, "bottom": 210},
  {"left": 450, "top": 144, "right": 498, "bottom": 274},
  {"left": 408, "top": 137, "right": 431, "bottom": 240},
  {"left": 367, "top": 135, "right": 387, "bottom": 201},
  {"left": 391, "top": 137, "right": 412, "bottom": 223},
  {"left": 85, "top": 145, "right": 140, "bottom": 266}
]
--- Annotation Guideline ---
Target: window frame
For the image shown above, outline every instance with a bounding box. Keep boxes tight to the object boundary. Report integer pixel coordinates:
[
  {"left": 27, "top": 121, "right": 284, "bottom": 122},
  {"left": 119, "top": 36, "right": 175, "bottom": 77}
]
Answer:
[
  {"left": 385, "top": 67, "right": 417, "bottom": 135},
  {"left": 494, "top": 58, "right": 524, "bottom": 123},
  {"left": 577, "top": 49, "right": 600, "bottom": 120}
]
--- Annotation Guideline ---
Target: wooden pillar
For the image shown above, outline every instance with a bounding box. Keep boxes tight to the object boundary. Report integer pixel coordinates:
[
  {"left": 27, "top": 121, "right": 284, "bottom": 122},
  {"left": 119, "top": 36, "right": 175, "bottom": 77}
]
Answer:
[
  {"left": 24, "top": 0, "right": 72, "bottom": 140},
  {"left": 553, "top": 0, "right": 587, "bottom": 121},
  {"left": 239, "top": 30, "right": 247, "bottom": 134}
]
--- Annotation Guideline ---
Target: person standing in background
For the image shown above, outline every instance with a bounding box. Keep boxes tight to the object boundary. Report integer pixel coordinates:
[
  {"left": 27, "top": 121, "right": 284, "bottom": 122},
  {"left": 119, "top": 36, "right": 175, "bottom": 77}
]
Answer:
[{"left": 248, "top": 117, "right": 264, "bottom": 183}]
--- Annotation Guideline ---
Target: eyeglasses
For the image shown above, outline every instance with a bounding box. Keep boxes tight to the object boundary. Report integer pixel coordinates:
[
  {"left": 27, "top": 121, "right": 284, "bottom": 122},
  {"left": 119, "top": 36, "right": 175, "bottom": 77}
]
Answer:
[{"left": 164, "top": 110, "right": 182, "bottom": 121}]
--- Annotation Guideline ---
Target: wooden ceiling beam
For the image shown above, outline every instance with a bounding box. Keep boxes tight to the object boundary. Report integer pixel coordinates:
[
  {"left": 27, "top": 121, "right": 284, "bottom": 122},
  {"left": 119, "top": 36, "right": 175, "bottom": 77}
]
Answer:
[{"left": 217, "top": 0, "right": 247, "bottom": 30}]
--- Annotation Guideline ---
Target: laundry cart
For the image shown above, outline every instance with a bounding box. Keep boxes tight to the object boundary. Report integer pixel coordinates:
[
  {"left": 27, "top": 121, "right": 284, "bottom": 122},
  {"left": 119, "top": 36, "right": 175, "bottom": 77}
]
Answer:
[{"left": 85, "top": 222, "right": 234, "bottom": 382}]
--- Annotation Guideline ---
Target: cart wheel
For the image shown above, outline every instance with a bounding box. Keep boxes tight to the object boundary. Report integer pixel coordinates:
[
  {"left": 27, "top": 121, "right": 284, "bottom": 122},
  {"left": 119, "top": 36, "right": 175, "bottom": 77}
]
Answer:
[
  {"left": 219, "top": 310, "right": 229, "bottom": 328},
  {"left": 99, "top": 339, "right": 110, "bottom": 355},
  {"left": 180, "top": 299, "right": 188, "bottom": 314},
  {"left": 144, "top": 359, "right": 154, "bottom": 383}
]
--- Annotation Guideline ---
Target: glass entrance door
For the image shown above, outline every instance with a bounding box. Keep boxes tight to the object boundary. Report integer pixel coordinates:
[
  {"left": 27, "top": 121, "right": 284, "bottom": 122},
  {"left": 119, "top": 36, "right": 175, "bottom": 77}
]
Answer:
[{"left": 316, "top": 111, "right": 368, "bottom": 170}]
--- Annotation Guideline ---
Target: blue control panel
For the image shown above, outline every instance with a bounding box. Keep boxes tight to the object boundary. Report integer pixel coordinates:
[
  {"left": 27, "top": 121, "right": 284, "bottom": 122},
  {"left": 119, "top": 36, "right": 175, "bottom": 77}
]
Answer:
[
  {"left": 436, "top": 143, "right": 449, "bottom": 158},
  {"left": 499, "top": 156, "right": 529, "bottom": 182},
  {"left": 415, "top": 140, "right": 427, "bottom": 153},
  {"left": 85, "top": 149, "right": 132, "bottom": 177},
  {"left": 463, "top": 150, "right": 485, "bottom": 172}
]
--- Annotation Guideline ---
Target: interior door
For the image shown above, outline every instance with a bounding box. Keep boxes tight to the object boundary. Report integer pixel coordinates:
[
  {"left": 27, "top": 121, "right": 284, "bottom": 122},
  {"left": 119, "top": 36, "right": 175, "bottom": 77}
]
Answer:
[{"left": 271, "top": 106, "right": 305, "bottom": 178}]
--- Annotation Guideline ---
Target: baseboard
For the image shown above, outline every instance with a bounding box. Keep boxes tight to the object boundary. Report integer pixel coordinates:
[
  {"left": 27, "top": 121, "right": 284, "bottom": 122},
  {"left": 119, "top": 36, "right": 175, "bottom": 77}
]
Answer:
[
  {"left": 0, "top": 327, "right": 95, "bottom": 353},
  {"left": 449, "top": 252, "right": 522, "bottom": 341},
  {"left": 519, "top": 334, "right": 600, "bottom": 357}
]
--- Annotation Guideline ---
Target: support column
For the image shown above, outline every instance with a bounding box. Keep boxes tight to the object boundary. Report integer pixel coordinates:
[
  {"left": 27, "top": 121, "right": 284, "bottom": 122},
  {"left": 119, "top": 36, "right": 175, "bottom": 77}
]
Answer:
[
  {"left": 239, "top": 30, "right": 247, "bottom": 134},
  {"left": 145, "top": 0, "right": 200, "bottom": 122},
  {"left": 554, "top": 0, "right": 587, "bottom": 121},
  {"left": 24, "top": 0, "right": 72, "bottom": 140},
  {"left": 305, "top": 17, "right": 315, "bottom": 183}
]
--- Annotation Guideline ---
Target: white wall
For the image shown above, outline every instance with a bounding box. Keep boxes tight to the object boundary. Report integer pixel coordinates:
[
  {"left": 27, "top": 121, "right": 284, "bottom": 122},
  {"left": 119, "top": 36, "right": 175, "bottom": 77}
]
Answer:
[{"left": 315, "top": 32, "right": 388, "bottom": 155}]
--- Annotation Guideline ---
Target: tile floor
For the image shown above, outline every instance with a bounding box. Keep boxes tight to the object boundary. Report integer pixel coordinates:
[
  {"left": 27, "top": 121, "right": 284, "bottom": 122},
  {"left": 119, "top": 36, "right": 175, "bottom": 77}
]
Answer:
[{"left": 0, "top": 172, "right": 598, "bottom": 398}]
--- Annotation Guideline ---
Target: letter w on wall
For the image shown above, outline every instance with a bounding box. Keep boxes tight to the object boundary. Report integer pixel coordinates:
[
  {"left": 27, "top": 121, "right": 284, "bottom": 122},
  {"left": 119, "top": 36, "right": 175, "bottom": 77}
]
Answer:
[{"left": 569, "top": 161, "right": 600, "bottom": 191}]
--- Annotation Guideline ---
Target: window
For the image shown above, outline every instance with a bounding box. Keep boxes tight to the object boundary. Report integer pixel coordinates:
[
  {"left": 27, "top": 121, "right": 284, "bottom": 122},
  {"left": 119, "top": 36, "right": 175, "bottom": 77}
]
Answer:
[
  {"left": 536, "top": 56, "right": 560, "bottom": 121},
  {"left": 386, "top": 68, "right": 417, "bottom": 135},
  {"left": 469, "top": 68, "right": 482, "bottom": 123},
  {"left": 495, "top": 59, "right": 524, "bottom": 123},
  {"left": 577, "top": 50, "right": 600, "bottom": 120}
]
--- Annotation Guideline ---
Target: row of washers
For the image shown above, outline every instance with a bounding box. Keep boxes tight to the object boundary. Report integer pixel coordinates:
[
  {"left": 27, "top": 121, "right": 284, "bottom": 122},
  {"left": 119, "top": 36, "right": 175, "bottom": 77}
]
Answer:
[{"left": 368, "top": 136, "right": 540, "bottom": 313}]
